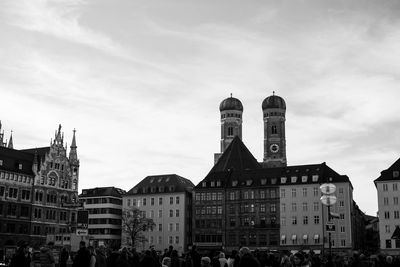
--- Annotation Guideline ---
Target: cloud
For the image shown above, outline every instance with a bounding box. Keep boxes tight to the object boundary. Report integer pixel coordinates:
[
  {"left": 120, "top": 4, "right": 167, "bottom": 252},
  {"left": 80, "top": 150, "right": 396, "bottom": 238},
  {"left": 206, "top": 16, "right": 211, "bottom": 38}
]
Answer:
[{"left": 1, "top": 0, "right": 126, "bottom": 56}]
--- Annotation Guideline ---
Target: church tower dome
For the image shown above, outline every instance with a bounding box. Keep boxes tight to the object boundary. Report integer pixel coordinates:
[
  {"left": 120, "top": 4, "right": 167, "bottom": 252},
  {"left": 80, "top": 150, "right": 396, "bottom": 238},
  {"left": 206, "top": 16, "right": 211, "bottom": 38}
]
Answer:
[
  {"left": 214, "top": 95, "right": 243, "bottom": 164},
  {"left": 262, "top": 92, "right": 287, "bottom": 167}
]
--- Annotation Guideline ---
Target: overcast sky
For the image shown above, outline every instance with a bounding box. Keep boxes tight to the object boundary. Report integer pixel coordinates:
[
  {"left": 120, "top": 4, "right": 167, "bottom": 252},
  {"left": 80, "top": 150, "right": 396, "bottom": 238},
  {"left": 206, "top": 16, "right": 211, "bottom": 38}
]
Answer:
[{"left": 1, "top": 0, "right": 400, "bottom": 215}]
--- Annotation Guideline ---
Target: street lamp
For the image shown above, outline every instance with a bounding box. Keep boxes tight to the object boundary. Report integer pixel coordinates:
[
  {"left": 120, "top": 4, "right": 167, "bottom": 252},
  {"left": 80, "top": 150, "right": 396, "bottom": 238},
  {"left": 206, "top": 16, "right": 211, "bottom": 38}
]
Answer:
[{"left": 320, "top": 183, "right": 337, "bottom": 257}]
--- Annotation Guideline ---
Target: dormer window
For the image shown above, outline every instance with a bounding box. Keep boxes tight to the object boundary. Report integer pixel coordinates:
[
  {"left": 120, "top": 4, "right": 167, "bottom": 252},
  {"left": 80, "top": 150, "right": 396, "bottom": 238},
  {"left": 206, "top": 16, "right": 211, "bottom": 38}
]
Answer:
[
  {"left": 18, "top": 164, "right": 22, "bottom": 170},
  {"left": 312, "top": 175, "right": 319, "bottom": 182},
  {"left": 159, "top": 187, "right": 164, "bottom": 193},
  {"left": 232, "top": 181, "right": 238, "bottom": 187},
  {"left": 291, "top": 176, "right": 297, "bottom": 183},
  {"left": 150, "top": 178, "right": 154, "bottom": 183},
  {"left": 246, "top": 180, "right": 252, "bottom": 186},
  {"left": 394, "top": 171, "right": 399, "bottom": 178},
  {"left": 281, "top": 177, "right": 287, "bottom": 184},
  {"left": 210, "top": 181, "right": 215, "bottom": 187},
  {"left": 261, "top": 179, "right": 267, "bottom": 185},
  {"left": 202, "top": 182, "right": 207, "bottom": 188},
  {"left": 169, "top": 186, "right": 175, "bottom": 192},
  {"left": 157, "top": 178, "right": 162, "bottom": 182},
  {"left": 271, "top": 178, "right": 277, "bottom": 184},
  {"left": 165, "top": 177, "right": 170, "bottom": 182},
  {"left": 301, "top": 176, "right": 308, "bottom": 182},
  {"left": 0, "top": 160, "right": 3, "bottom": 166},
  {"left": 216, "top": 180, "right": 221, "bottom": 187}
]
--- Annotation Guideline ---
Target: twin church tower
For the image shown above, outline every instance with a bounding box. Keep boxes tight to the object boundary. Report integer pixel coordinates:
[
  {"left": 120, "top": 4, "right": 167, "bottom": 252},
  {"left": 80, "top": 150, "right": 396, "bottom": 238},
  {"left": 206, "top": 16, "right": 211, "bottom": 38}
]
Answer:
[{"left": 215, "top": 93, "right": 287, "bottom": 168}]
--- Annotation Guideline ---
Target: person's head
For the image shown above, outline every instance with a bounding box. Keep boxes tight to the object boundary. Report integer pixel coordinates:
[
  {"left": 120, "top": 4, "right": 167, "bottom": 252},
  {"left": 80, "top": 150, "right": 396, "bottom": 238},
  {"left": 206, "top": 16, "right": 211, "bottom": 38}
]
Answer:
[
  {"left": 162, "top": 257, "right": 171, "bottom": 267},
  {"left": 293, "top": 253, "right": 305, "bottom": 266},
  {"left": 79, "top": 241, "right": 86, "bottom": 249},
  {"left": 386, "top": 256, "right": 393, "bottom": 264},
  {"left": 169, "top": 245, "right": 173, "bottom": 251},
  {"left": 219, "top": 252, "right": 225, "bottom": 259},
  {"left": 88, "top": 246, "right": 96, "bottom": 255},
  {"left": 239, "top": 247, "right": 250, "bottom": 257},
  {"left": 201, "top": 256, "right": 211, "bottom": 267}
]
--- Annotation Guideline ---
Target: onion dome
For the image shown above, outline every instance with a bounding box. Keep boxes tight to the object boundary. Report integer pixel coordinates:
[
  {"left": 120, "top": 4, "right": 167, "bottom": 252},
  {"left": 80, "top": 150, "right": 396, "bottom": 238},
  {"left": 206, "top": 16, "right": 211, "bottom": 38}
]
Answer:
[
  {"left": 219, "top": 95, "right": 243, "bottom": 112},
  {"left": 262, "top": 92, "right": 286, "bottom": 110}
]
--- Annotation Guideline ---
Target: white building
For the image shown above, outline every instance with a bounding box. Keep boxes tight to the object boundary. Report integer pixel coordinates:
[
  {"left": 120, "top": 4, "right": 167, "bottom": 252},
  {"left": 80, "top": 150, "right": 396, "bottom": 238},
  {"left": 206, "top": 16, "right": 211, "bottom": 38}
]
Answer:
[
  {"left": 374, "top": 158, "right": 400, "bottom": 255},
  {"left": 279, "top": 163, "right": 355, "bottom": 254},
  {"left": 123, "top": 174, "right": 194, "bottom": 254},
  {"left": 79, "top": 187, "right": 126, "bottom": 248}
]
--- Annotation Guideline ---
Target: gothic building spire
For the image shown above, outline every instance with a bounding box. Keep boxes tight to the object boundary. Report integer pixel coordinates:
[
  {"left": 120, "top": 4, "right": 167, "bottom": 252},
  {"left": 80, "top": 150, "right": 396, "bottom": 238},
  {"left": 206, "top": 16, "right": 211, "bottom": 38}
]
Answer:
[
  {"left": 69, "top": 129, "right": 79, "bottom": 165},
  {"left": 8, "top": 130, "right": 13, "bottom": 149}
]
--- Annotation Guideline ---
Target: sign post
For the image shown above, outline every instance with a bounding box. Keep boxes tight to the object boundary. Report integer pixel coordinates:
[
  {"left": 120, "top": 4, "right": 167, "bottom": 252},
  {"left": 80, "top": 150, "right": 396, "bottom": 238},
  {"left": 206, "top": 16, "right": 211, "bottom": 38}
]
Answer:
[{"left": 76, "top": 210, "right": 89, "bottom": 237}]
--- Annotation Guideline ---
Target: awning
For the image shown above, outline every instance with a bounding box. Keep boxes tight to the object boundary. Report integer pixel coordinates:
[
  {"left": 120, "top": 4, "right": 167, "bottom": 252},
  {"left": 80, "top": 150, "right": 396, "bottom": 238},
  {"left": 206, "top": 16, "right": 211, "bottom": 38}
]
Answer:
[
  {"left": 291, "top": 235, "right": 297, "bottom": 240},
  {"left": 314, "top": 234, "right": 319, "bottom": 240},
  {"left": 303, "top": 235, "right": 308, "bottom": 240},
  {"left": 281, "top": 235, "right": 286, "bottom": 241}
]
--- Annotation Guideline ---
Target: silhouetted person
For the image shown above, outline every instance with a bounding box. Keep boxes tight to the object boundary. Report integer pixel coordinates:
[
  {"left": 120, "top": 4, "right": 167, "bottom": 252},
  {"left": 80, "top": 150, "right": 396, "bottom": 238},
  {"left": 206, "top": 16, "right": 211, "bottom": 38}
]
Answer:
[
  {"left": 73, "top": 241, "right": 91, "bottom": 267},
  {"left": 10, "top": 240, "right": 30, "bottom": 267}
]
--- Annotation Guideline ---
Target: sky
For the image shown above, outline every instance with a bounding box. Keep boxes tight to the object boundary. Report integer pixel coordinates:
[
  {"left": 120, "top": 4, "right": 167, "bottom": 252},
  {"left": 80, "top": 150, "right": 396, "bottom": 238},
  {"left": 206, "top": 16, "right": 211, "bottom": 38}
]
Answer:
[{"left": 1, "top": 0, "right": 400, "bottom": 216}]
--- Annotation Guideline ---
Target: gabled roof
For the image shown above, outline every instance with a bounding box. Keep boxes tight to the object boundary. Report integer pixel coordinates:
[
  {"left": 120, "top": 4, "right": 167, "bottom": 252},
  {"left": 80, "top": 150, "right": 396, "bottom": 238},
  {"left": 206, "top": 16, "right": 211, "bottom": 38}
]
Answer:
[
  {"left": 126, "top": 174, "right": 194, "bottom": 195},
  {"left": 208, "top": 136, "right": 260, "bottom": 174},
  {"left": 79, "top": 187, "right": 126, "bottom": 198},
  {"left": 374, "top": 157, "right": 400, "bottom": 184}
]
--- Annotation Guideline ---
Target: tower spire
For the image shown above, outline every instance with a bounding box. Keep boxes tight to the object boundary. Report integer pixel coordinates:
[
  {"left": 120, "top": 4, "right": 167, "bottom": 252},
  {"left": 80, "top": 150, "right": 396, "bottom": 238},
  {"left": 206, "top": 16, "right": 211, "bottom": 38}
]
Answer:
[
  {"left": 8, "top": 130, "right": 13, "bottom": 149},
  {"left": 69, "top": 128, "right": 79, "bottom": 164}
]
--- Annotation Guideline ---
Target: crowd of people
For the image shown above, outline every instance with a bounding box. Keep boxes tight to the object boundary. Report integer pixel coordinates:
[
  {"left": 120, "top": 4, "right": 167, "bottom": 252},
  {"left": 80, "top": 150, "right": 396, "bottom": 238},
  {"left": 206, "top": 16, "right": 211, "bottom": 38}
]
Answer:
[{"left": 6, "top": 240, "right": 400, "bottom": 267}]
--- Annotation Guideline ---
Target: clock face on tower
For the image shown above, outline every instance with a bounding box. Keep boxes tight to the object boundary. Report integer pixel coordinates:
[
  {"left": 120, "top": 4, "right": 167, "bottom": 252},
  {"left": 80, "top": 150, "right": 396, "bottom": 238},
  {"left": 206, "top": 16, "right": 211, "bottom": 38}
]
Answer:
[{"left": 270, "top": 144, "right": 279, "bottom": 153}]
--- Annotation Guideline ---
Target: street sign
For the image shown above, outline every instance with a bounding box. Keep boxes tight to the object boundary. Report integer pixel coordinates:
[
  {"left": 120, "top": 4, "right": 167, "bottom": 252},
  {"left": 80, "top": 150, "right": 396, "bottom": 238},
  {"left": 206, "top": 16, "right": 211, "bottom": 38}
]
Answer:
[
  {"left": 77, "top": 223, "right": 88, "bottom": 229},
  {"left": 77, "top": 210, "right": 89, "bottom": 224},
  {"left": 61, "top": 202, "right": 83, "bottom": 208},
  {"left": 326, "top": 223, "right": 336, "bottom": 232},
  {"left": 76, "top": 229, "right": 88, "bottom": 236}
]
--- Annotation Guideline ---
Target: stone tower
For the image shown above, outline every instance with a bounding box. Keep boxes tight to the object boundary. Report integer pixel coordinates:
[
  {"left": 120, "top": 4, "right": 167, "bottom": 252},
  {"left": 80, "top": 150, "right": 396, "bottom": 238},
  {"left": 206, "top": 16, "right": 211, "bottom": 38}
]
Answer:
[
  {"left": 214, "top": 95, "right": 243, "bottom": 164},
  {"left": 262, "top": 92, "right": 287, "bottom": 167}
]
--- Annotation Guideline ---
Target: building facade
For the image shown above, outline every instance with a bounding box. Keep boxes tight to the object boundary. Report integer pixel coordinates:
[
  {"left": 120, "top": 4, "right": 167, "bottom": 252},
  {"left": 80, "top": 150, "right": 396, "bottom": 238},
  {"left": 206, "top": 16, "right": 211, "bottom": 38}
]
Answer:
[
  {"left": 193, "top": 94, "right": 365, "bottom": 253},
  {"left": 374, "top": 158, "right": 400, "bottom": 255},
  {"left": 0, "top": 123, "right": 80, "bottom": 260},
  {"left": 79, "top": 187, "right": 125, "bottom": 248},
  {"left": 123, "top": 174, "right": 194, "bottom": 254}
]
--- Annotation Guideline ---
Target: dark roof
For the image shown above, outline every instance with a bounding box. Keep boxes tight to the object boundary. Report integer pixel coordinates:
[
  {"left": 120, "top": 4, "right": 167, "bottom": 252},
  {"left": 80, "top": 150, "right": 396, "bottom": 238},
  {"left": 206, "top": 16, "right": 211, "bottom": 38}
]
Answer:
[
  {"left": 262, "top": 94, "right": 286, "bottom": 110},
  {"left": 126, "top": 174, "right": 194, "bottom": 195},
  {"left": 79, "top": 187, "right": 126, "bottom": 198},
  {"left": 196, "top": 159, "right": 351, "bottom": 189},
  {"left": 0, "top": 146, "right": 34, "bottom": 175},
  {"left": 374, "top": 157, "right": 400, "bottom": 184},
  {"left": 20, "top": 147, "right": 50, "bottom": 157},
  {"left": 208, "top": 136, "right": 260, "bottom": 174},
  {"left": 219, "top": 96, "right": 243, "bottom": 112}
]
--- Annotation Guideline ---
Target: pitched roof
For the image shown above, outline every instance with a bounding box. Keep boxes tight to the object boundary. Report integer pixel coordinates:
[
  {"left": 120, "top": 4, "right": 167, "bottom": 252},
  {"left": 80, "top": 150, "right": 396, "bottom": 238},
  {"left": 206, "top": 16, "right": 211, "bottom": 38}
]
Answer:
[
  {"left": 0, "top": 146, "right": 35, "bottom": 175},
  {"left": 79, "top": 187, "right": 126, "bottom": 198},
  {"left": 374, "top": 157, "right": 400, "bottom": 184},
  {"left": 208, "top": 136, "right": 260, "bottom": 174},
  {"left": 126, "top": 174, "right": 194, "bottom": 195}
]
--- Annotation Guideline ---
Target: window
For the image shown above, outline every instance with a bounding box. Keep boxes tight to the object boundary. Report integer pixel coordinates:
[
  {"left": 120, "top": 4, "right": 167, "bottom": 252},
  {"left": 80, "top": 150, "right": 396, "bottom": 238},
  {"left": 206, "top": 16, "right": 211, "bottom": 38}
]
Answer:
[
  {"left": 314, "top": 235, "right": 320, "bottom": 244},
  {"left": 202, "top": 182, "right": 207, "bottom": 187},
  {"left": 281, "top": 217, "right": 286, "bottom": 226},
  {"left": 280, "top": 189, "right": 285, "bottom": 198},
  {"left": 281, "top": 203, "right": 286, "bottom": 212},
  {"left": 394, "top": 171, "right": 399, "bottom": 178},
  {"left": 394, "top": 183, "right": 398, "bottom": 191},
  {"left": 169, "top": 223, "right": 173, "bottom": 231},
  {"left": 313, "top": 187, "right": 319, "bottom": 196},
  {"left": 216, "top": 180, "right": 221, "bottom": 187},
  {"left": 384, "top": 197, "right": 389, "bottom": 205},
  {"left": 394, "top": 211, "right": 399, "bottom": 219},
  {"left": 158, "top": 236, "right": 162, "bottom": 244},
  {"left": 339, "top": 187, "right": 344, "bottom": 194},
  {"left": 291, "top": 188, "right": 296, "bottom": 197},
  {"left": 340, "top": 240, "right": 346, "bottom": 247},
  {"left": 0, "top": 160, "right": 2, "bottom": 166},
  {"left": 303, "top": 216, "right": 308, "bottom": 225},
  {"left": 8, "top": 188, "right": 18, "bottom": 199},
  {"left": 339, "top": 201, "right": 344, "bottom": 207},
  {"left": 291, "top": 203, "right": 297, "bottom": 212},
  {"left": 312, "top": 175, "right": 319, "bottom": 182},
  {"left": 385, "top": 225, "right": 390, "bottom": 233},
  {"left": 260, "top": 190, "right": 265, "bottom": 199},
  {"left": 386, "top": 240, "right": 392, "bottom": 249},
  {"left": 176, "top": 209, "right": 179, "bottom": 217},
  {"left": 159, "top": 197, "right": 163, "bottom": 205},
  {"left": 151, "top": 198, "right": 154, "bottom": 205},
  {"left": 175, "top": 236, "right": 179, "bottom": 244},
  {"left": 270, "top": 204, "right": 276, "bottom": 213},
  {"left": 158, "top": 224, "right": 162, "bottom": 231},
  {"left": 341, "top": 226, "right": 345, "bottom": 233},
  {"left": 176, "top": 196, "right": 180, "bottom": 204},
  {"left": 302, "top": 188, "right": 307, "bottom": 197},
  {"left": 271, "top": 125, "right": 277, "bottom": 134},
  {"left": 303, "top": 202, "right": 308, "bottom": 212},
  {"left": 169, "top": 236, "right": 173, "bottom": 244},
  {"left": 394, "top": 197, "right": 399, "bottom": 205},
  {"left": 228, "top": 127, "right": 233, "bottom": 136},
  {"left": 292, "top": 216, "right": 297, "bottom": 225},
  {"left": 169, "top": 210, "right": 173, "bottom": 217},
  {"left": 301, "top": 176, "right": 308, "bottom": 182},
  {"left": 210, "top": 181, "right": 215, "bottom": 187},
  {"left": 313, "top": 202, "right": 319, "bottom": 211},
  {"left": 314, "top": 216, "right": 320, "bottom": 224},
  {"left": 170, "top": 197, "right": 173, "bottom": 205},
  {"left": 291, "top": 176, "right": 297, "bottom": 183},
  {"left": 158, "top": 210, "right": 162, "bottom": 218},
  {"left": 143, "top": 198, "right": 147, "bottom": 206},
  {"left": 281, "top": 177, "right": 287, "bottom": 183},
  {"left": 260, "top": 204, "right": 266, "bottom": 213},
  {"left": 0, "top": 186, "right": 5, "bottom": 197},
  {"left": 383, "top": 184, "right": 388, "bottom": 191},
  {"left": 176, "top": 223, "right": 179, "bottom": 231}
]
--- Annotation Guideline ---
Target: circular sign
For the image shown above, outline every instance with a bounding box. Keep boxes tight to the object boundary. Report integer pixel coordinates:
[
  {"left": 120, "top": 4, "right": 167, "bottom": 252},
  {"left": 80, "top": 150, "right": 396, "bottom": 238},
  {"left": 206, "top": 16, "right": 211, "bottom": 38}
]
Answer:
[
  {"left": 320, "top": 183, "right": 336, "bottom": 194},
  {"left": 320, "top": 195, "right": 337, "bottom": 206}
]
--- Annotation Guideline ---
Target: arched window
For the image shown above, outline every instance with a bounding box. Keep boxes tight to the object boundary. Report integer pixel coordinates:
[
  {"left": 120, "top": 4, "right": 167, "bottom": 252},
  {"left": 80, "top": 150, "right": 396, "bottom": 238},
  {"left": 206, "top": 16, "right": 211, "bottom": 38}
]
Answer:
[
  {"left": 271, "top": 125, "right": 277, "bottom": 134},
  {"left": 228, "top": 127, "right": 234, "bottom": 136}
]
